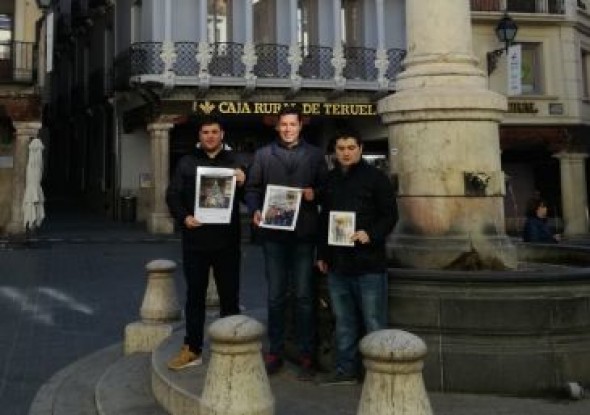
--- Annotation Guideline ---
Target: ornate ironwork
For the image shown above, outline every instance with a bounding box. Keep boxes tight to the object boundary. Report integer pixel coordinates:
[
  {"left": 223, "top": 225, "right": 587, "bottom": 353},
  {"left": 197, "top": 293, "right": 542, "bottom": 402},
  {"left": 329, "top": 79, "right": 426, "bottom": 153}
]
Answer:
[
  {"left": 298, "top": 46, "right": 334, "bottom": 79},
  {"left": 174, "top": 42, "right": 199, "bottom": 76},
  {"left": 385, "top": 48, "right": 406, "bottom": 81},
  {"left": 128, "top": 42, "right": 164, "bottom": 76},
  {"left": 253, "top": 44, "right": 290, "bottom": 78},
  {"left": 209, "top": 42, "right": 245, "bottom": 77},
  {"left": 470, "top": 0, "right": 565, "bottom": 14},
  {"left": 343, "top": 47, "right": 377, "bottom": 81},
  {"left": 0, "top": 41, "right": 36, "bottom": 84}
]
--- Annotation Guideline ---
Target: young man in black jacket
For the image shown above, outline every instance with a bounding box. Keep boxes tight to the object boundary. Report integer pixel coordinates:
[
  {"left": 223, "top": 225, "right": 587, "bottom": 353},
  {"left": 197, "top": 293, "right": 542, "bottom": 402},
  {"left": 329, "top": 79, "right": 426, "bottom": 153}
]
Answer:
[
  {"left": 245, "top": 106, "right": 327, "bottom": 380},
  {"left": 165, "top": 117, "right": 245, "bottom": 370},
  {"left": 317, "top": 131, "right": 396, "bottom": 385}
]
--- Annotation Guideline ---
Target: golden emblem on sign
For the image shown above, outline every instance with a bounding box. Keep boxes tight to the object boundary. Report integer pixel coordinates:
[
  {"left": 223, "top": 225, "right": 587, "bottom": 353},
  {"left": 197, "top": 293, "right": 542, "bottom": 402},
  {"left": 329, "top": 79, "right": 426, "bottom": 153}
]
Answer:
[{"left": 199, "top": 101, "right": 216, "bottom": 115}]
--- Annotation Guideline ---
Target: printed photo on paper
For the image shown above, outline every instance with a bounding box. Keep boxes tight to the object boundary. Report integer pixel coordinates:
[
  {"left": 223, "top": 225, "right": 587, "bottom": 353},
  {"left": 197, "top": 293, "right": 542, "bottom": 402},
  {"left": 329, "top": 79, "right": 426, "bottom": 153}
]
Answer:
[
  {"left": 328, "top": 211, "right": 356, "bottom": 247},
  {"left": 194, "top": 167, "right": 236, "bottom": 224},
  {"left": 259, "top": 185, "right": 302, "bottom": 231}
]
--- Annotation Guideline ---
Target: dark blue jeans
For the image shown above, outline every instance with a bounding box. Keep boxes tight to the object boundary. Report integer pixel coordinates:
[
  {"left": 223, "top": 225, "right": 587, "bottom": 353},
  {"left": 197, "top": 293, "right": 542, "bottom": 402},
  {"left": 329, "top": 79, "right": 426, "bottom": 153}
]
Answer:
[
  {"left": 263, "top": 241, "right": 315, "bottom": 357},
  {"left": 328, "top": 272, "right": 388, "bottom": 375}
]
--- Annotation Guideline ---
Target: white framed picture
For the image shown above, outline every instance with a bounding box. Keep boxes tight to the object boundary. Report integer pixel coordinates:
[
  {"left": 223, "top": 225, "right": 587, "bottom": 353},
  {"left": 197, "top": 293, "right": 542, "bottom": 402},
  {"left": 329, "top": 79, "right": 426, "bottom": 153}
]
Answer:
[
  {"left": 328, "top": 211, "right": 356, "bottom": 247},
  {"left": 194, "top": 167, "right": 236, "bottom": 224},
  {"left": 259, "top": 185, "right": 302, "bottom": 231}
]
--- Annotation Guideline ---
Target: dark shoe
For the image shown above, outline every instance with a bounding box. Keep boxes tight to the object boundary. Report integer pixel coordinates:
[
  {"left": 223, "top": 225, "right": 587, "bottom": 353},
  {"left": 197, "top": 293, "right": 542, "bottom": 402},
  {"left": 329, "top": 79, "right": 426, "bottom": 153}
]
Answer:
[
  {"left": 296, "top": 355, "right": 315, "bottom": 381},
  {"left": 264, "top": 353, "right": 284, "bottom": 375},
  {"left": 319, "top": 371, "right": 357, "bottom": 386}
]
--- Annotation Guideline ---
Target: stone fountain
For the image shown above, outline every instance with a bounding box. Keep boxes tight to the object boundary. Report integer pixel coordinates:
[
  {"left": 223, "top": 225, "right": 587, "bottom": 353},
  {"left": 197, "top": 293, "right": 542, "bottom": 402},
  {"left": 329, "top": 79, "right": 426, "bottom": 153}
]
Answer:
[{"left": 363, "top": 0, "right": 590, "bottom": 397}]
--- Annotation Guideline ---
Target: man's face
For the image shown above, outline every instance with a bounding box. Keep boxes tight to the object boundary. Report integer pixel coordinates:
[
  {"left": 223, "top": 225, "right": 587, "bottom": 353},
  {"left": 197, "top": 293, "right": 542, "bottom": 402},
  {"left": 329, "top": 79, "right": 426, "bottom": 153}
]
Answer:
[
  {"left": 199, "top": 123, "right": 224, "bottom": 153},
  {"left": 335, "top": 137, "right": 362, "bottom": 169},
  {"left": 276, "top": 114, "right": 302, "bottom": 147}
]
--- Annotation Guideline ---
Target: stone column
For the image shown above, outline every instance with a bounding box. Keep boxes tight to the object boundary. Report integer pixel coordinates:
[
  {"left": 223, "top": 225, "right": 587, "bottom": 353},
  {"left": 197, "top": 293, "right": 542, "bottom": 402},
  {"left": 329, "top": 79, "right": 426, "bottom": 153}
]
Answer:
[
  {"left": 6, "top": 122, "right": 42, "bottom": 237},
  {"left": 358, "top": 329, "right": 432, "bottom": 415},
  {"left": 201, "top": 315, "right": 273, "bottom": 415},
  {"left": 378, "top": 0, "right": 516, "bottom": 269},
  {"left": 147, "top": 122, "right": 174, "bottom": 234},
  {"left": 554, "top": 152, "right": 589, "bottom": 237}
]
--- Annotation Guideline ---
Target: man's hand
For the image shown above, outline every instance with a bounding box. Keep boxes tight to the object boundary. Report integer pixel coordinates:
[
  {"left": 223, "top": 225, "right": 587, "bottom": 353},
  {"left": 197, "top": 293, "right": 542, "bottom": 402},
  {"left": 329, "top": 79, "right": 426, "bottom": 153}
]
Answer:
[
  {"left": 351, "top": 230, "right": 370, "bottom": 244},
  {"left": 235, "top": 168, "right": 246, "bottom": 186},
  {"left": 252, "top": 210, "right": 262, "bottom": 227},
  {"left": 302, "top": 187, "right": 315, "bottom": 202},
  {"left": 184, "top": 215, "right": 202, "bottom": 229},
  {"left": 317, "top": 260, "right": 329, "bottom": 274}
]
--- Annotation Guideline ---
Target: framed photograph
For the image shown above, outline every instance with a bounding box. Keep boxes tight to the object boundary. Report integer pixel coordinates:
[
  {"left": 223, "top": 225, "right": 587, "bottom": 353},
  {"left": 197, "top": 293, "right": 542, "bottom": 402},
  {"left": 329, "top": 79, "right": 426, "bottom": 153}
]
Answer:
[
  {"left": 194, "top": 167, "right": 237, "bottom": 224},
  {"left": 328, "top": 211, "right": 356, "bottom": 247},
  {"left": 259, "top": 185, "right": 302, "bottom": 231}
]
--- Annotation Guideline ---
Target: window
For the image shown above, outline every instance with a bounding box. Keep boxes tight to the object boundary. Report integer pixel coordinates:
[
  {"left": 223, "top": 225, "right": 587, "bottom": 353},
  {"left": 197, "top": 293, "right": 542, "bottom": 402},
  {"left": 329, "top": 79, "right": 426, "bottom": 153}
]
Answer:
[
  {"left": 208, "top": 0, "right": 232, "bottom": 43},
  {"left": 253, "top": 0, "right": 275, "bottom": 43},
  {"left": 341, "top": 0, "right": 362, "bottom": 47},
  {"left": 582, "top": 49, "right": 590, "bottom": 99},
  {"left": 520, "top": 43, "right": 543, "bottom": 95}
]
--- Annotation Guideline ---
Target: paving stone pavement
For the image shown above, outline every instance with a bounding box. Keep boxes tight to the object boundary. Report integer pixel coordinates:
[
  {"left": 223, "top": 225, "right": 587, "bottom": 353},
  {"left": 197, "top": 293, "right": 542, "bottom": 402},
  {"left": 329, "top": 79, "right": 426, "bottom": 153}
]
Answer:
[{"left": 1, "top": 209, "right": 590, "bottom": 414}]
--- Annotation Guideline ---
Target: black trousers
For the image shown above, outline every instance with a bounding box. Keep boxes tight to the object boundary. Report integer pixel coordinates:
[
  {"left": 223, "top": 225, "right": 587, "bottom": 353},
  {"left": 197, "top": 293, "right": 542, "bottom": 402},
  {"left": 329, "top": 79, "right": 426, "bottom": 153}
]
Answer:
[{"left": 182, "top": 245, "right": 241, "bottom": 352}]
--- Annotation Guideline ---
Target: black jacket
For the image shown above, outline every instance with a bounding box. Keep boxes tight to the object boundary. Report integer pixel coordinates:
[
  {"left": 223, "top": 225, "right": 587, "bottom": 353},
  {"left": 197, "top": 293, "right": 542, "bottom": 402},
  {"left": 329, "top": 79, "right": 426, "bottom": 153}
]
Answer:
[
  {"left": 166, "top": 148, "right": 243, "bottom": 251},
  {"left": 244, "top": 140, "right": 328, "bottom": 242},
  {"left": 318, "top": 160, "right": 396, "bottom": 275},
  {"left": 522, "top": 216, "right": 558, "bottom": 243}
]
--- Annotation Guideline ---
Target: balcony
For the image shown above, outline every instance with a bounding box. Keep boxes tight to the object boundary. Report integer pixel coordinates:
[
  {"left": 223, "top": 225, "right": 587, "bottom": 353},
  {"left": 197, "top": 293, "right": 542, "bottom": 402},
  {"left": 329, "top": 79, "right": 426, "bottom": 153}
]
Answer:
[
  {"left": 0, "top": 41, "right": 36, "bottom": 84},
  {"left": 471, "top": 0, "right": 565, "bottom": 14},
  {"left": 113, "top": 41, "right": 406, "bottom": 90}
]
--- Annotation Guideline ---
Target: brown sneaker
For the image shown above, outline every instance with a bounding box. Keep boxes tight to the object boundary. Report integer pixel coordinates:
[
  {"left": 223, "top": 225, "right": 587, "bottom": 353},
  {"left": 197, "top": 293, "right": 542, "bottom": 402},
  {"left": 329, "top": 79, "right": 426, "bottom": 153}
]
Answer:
[{"left": 167, "top": 345, "right": 202, "bottom": 370}]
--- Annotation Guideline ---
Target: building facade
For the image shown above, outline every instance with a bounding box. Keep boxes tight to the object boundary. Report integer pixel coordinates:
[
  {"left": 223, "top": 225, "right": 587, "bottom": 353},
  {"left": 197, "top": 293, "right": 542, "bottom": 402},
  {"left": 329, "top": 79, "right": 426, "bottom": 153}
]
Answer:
[
  {"left": 0, "top": 0, "right": 43, "bottom": 236},
  {"left": 40, "top": 0, "right": 589, "bottom": 236}
]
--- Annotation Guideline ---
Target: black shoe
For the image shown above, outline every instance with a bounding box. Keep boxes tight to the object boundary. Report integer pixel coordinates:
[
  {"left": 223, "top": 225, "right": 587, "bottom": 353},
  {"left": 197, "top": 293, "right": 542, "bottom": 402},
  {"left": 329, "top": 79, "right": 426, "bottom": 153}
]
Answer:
[{"left": 319, "top": 371, "right": 357, "bottom": 386}]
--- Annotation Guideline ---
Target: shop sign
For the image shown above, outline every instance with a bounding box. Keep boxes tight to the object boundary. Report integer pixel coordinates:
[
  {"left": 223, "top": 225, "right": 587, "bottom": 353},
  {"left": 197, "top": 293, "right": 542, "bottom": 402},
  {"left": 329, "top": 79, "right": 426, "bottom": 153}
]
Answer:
[
  {"left": 192, "top": 101, "right": 377, "bottom": 117},
  {"left": 508, "top": 102, "right": 538, "bottom": 114}
]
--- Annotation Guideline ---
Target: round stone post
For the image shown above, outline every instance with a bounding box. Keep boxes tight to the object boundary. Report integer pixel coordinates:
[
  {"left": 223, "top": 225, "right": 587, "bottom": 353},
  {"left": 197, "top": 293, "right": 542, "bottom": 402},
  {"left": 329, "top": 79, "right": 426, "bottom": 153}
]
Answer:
[
  {"left": 358, "top": 329, "right": 432, "bottom": 415},
  {"left": 124, "top": 259, "right": 181, "bottom": 354},
  {"left": 201, "top": 315, "right": 273, "bottom": 415},
  {"left": 378, "top": 0, "right": 516, "bottom": 269}
]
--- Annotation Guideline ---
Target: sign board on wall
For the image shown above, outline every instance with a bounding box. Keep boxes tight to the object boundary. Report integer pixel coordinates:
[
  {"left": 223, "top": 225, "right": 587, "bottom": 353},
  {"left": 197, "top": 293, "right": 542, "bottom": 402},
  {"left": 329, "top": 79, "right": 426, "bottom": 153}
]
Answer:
[
  {"left": 192, "top": 101, "right": 378, "bottom": 117},
  {"left": 507, "top": 44, "right": 522, "bottom": 96}
]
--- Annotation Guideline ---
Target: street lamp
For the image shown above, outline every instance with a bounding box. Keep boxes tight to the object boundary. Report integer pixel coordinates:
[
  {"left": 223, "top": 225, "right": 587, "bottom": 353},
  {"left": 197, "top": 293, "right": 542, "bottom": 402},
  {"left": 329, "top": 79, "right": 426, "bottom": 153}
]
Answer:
[{"left": 486, "top": 13, "right": 518, "bottom": 75}]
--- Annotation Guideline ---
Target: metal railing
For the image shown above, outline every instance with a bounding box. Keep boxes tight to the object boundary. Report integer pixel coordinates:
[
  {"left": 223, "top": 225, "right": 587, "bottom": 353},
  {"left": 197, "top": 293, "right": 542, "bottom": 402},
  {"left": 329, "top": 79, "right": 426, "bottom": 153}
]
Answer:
[
  {"left": 113, "top": 41, "right": 407, "bottom": 88},
  {"left": 470, "top": 0, "right": 565, "bottom": 14},
  {"left": 0, "top": 41, "right": 36, "bottom": 84}
]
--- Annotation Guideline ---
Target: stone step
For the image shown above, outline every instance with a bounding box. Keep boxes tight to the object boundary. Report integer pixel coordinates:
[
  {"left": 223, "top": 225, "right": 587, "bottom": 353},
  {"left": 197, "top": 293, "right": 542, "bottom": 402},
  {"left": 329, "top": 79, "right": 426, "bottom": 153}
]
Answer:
[
  {"left": 95, "top": 353, "right": 167, "bottom": 415},
  {"left": 152, "top": 330, "right": 362, "bottom": 415},
  {"left": 28, "top": 344, "right": 121, "bottom": 415}
]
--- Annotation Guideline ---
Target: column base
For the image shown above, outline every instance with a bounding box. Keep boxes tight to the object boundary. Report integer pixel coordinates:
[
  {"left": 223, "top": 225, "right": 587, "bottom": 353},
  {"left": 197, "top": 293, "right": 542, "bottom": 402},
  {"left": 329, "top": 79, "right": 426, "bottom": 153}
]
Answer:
[
  {"left": 147, "top": 213, "right": 174, "bottom": 234},
  {"left": 387, "top": 233, "right": 517, "bottom": 270}
]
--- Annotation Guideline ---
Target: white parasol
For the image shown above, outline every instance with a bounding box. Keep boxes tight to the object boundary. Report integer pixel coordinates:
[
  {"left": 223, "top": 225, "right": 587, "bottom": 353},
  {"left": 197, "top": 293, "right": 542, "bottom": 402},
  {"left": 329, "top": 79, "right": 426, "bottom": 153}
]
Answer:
[{"left": 22, "top": 138, "right": 45, "bottom": 230}]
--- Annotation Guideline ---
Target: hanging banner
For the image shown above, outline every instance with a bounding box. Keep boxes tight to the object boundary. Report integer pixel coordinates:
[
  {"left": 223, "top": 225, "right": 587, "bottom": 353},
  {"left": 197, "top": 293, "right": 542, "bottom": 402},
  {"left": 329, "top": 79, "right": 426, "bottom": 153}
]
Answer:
[{"left": 507, "top": 44, "right": 522, "bottom": 96}]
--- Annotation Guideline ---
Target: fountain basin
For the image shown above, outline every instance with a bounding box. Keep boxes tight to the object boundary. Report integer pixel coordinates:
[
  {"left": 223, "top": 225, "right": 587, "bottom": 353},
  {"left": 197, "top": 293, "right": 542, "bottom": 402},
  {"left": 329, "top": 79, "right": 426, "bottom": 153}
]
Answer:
[{"left": 387, "top": 242, "right": 590, "bottom": 396}]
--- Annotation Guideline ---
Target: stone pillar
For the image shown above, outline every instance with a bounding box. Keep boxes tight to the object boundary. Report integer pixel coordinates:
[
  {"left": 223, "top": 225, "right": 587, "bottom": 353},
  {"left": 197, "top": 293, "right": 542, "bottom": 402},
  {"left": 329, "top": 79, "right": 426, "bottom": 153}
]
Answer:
[
  {"left": 378, "top": 0, "right": 516, "bottom": 269},
  {"left": 124, "top": 259, "right": 181, "bottom": 354},
  {"left": 554, "top": 152, "right": 589, "bottom": 237},
  {"left": 147, "top": 122, "right": 174, "bottom": 234},
  {"left": 358, "top": 329, "right": 432, "bottom": 415},
  {"left": 201, "top": 315, "right": 273, "bottom": 415},
  {"left": 6, "top": 122, "right": 42, "bottom": 238}
]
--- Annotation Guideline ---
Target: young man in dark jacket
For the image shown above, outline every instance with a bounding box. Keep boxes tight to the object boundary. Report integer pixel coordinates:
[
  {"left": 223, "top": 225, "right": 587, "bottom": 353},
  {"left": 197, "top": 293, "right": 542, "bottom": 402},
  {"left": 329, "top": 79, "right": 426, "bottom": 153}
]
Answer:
[
  {"left": 244, "top": 106, "right": 328, "bottom": 380},
  {"left": 317, "top": 131, "right": 396, "bottom": 385},
  {"left": 165, "top": 117, "right": 245, "bottom": 370}
]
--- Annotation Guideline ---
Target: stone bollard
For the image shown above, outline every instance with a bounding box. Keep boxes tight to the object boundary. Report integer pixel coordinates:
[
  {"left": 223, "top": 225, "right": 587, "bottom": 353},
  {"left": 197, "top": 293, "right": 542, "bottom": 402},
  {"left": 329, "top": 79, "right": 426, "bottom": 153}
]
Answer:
[
  {"left": 124, "top": 259, "right": 181, "bottom": 355},
  {"left": 201, "top": 315, "right": 274, "bottom": 415},
  {"left": 357, "top": 329, "right": 433, "bottom": 415},
  {"left": 206, "top": 267, "right": 220, "bottom": 308}
]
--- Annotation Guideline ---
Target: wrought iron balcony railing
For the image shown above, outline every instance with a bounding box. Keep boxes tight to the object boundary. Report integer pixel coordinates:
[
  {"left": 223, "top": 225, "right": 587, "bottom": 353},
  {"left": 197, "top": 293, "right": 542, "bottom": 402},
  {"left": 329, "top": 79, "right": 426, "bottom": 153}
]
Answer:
[
  {"left": 0, "top": 41, "right": 36, "bottom": 84},
  {"left": 113, "top": 41, "right": 407, "bottom": 89},
  {"left": 470, "top": 0, "right": 565, "bottom": 14}
]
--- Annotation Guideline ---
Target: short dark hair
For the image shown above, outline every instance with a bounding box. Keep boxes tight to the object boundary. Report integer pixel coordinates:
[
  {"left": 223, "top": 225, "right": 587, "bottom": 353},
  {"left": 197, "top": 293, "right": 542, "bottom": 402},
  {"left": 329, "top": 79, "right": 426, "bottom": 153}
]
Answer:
[
  {"left": 277, "top": 105, "right": 302, "bottom": 122},
  {"left": 198, "top": 115, "right": 223, "bottom": 131},
  {"left": 525, "top": 197, "right": 547, "bottom": 218},
  {"left": 333, "top": 129, "right": 363, "bottom": 147}
]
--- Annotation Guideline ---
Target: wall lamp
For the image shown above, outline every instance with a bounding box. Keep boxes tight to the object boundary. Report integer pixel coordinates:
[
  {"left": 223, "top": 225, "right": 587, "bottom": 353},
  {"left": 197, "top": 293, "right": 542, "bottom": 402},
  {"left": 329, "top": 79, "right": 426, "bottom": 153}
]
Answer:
[{"left": 486, "top": 13, "right": 518, "bottom": 75}]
